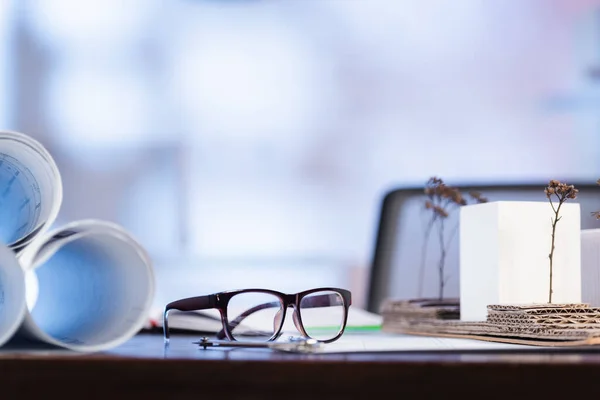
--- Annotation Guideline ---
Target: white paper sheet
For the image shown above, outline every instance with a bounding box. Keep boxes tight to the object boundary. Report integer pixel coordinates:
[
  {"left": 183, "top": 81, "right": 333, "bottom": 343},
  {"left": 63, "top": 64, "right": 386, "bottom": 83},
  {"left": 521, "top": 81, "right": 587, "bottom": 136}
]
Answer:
[{"left": 282, "top": 332, "right": 538, "bottom": 353}]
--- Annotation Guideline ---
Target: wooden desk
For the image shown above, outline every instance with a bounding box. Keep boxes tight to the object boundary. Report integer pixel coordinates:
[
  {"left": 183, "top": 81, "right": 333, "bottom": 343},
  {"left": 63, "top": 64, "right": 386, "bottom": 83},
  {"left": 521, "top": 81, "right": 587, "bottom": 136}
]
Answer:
[{"left": 2, "top": 333, "right": 600, "bottom": 399}]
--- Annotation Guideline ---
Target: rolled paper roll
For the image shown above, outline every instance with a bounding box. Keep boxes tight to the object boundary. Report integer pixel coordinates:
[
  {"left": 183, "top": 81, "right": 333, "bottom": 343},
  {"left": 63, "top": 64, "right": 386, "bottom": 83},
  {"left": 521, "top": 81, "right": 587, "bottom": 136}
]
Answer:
[
  {"left": 0, "top": 243, "right": 26, "bottom": 347},
  {"left": 0, "top": 130, "right": 62, "bottom": 252},
  {"left": 18, "top": 219, "right": 155, "bottom": 352}
]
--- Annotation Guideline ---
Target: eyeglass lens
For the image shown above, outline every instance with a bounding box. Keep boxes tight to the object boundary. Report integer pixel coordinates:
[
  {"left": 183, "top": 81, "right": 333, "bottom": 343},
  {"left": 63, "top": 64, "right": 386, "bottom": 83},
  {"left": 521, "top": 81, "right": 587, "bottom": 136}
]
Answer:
[
  {"left": 299, "top": 290, "right": 345, "bottom": 341},
  {"left": 226, "top": 292, "right": 284, "bottom": 342}
]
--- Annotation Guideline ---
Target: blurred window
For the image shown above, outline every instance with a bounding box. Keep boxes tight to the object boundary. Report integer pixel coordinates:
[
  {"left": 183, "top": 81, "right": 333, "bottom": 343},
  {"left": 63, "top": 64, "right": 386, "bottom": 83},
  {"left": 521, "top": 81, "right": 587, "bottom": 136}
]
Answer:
[{"left": 3, "top": 0, "right": 600, "bottom": 307}]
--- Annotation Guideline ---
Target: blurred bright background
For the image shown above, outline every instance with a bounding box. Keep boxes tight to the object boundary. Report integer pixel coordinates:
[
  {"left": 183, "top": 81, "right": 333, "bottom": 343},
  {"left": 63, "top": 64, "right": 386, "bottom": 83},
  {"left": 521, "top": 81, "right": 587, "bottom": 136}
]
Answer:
[{"left": 1, "top": 0, "right": 600, "bottom": 309}]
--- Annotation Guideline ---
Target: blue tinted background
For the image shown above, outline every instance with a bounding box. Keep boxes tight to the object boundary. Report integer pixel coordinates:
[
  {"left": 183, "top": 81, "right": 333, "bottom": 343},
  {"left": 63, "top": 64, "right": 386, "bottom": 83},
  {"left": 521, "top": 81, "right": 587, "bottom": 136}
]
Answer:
[{"left": 1, "top": 0, "right": 600, "bottom": 308}]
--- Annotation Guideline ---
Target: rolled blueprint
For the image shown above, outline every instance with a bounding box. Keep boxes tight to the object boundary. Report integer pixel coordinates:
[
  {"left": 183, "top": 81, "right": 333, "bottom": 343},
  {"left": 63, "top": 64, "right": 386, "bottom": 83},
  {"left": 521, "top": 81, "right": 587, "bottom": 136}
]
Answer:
[
  {"left": 0, "top": 130, "right": 62, "bottom": 253},
  {"left": 18, "top": 219, "right": 155, "bottom": 352},
  {"left": 0, "top": 243, "right": 26, "bottom": 347}
]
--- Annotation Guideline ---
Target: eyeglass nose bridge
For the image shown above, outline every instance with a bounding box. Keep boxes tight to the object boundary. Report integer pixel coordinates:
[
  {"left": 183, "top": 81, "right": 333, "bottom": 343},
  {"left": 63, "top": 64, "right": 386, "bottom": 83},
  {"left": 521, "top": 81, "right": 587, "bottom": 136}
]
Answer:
[
  {"left": 283, "top": 303, "right": 307, "bottom": 337},
  {"left": 269, "top": 303, "right": 304, "bottom": 339},
  {"left": 282, "top": 293, "right": 298, "bottom": 305},
  {"left": 277, "top": 301, "right": 305, "bottom": 335},
  {"left": 292, "top": 309, "right": 303, "bottom": 333}
]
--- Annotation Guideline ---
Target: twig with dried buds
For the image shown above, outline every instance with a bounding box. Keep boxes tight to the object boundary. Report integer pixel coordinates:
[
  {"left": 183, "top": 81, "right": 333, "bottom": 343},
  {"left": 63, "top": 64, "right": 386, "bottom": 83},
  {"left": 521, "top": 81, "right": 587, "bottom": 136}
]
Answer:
[
  {"left": 545, "top": 180, "right": 578, "bottom": 303},
  {"left": 419, "top": 177, "right": 487, "bottom": 300},
  {"left": 591, "top": 179, "right": 600, "bottom": 220}
]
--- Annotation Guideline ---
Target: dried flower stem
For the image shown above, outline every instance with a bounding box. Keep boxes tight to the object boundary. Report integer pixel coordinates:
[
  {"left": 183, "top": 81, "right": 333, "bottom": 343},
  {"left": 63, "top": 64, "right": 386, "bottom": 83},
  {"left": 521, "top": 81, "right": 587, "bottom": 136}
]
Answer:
[
  {"left": 437, "top": 218, "right": 447, "bottom": 300},
  {"left": 418, "top": 216, "right": 436, "bottom": 298},
  {"left": 591, "top": 179, "right": 600, "bottom": 220},
  {"left": 545, "top": 180, "right": 578, "bottom": 303},
  {"left": 547, "top": 200, "right": 562, "bottom": 304},
  {"left": 419, "top": 178, "right": 486, "bottom": 300}
]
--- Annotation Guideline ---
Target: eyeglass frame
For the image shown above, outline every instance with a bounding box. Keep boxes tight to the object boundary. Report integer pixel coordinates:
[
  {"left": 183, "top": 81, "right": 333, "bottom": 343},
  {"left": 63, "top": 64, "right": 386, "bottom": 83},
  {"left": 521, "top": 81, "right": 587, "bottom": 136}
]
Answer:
[{"left": 163, "top": 287, "right": 352, "bottom": 344}]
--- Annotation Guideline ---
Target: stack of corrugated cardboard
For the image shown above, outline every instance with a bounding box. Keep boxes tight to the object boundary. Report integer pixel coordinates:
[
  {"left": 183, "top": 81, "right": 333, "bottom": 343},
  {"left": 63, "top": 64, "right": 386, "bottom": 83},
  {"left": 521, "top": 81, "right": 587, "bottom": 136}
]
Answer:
[{"left": 381, "top": 299, "right": 600, "bottom": 346}]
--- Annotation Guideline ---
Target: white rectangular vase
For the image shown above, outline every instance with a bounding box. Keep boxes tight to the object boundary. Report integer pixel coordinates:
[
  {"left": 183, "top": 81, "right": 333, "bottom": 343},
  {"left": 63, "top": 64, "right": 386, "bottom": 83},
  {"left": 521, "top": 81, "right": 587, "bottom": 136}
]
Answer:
[
  {"left": 459, "top": 201, "right": 581, "bottom": 321},
  {"left": 581, "top": 229, "right": 600, "bottom": 307}
]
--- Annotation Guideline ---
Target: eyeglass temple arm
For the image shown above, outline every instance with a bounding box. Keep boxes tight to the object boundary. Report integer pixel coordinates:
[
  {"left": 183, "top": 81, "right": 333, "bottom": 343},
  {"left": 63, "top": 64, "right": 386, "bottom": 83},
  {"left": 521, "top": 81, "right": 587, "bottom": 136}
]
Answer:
[
  {"left": 163, "top": 295, "right": 215, "bottom": 341},
  {"left": 216, "top": 294, "right": 346, "bottom": 339}
]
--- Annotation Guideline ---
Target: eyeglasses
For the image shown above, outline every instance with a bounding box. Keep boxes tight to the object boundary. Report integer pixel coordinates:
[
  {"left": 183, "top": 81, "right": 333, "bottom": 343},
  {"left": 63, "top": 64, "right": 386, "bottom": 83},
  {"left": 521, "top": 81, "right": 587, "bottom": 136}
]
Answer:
[{"left": 163, "top": 287, "right": 352, "bottom": 344}]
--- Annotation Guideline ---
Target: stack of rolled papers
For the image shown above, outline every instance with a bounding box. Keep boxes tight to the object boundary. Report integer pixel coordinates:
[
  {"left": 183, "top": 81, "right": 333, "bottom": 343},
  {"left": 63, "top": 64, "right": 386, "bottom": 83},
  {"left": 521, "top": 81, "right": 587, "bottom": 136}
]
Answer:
[{"left": 0, "top": 130, "right": 155, "bottom": 352}]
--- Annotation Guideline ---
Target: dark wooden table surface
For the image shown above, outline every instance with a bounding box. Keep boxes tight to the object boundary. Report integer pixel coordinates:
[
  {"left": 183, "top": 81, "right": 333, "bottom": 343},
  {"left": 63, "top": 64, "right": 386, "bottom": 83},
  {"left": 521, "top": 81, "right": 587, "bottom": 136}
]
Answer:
[{"left": 2, "top": 332, "right": 600, "bottom": 399}]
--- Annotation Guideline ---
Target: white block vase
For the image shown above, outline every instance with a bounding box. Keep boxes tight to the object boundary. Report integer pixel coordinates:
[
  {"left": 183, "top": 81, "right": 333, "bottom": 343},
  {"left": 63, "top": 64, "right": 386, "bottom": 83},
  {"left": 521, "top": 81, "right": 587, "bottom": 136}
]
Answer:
[
  {"left": 581, "top": 229, "right": 600, "bottom": 307},
  {"left": 459, "top": 201, "right": 581, "bottom": 321}
]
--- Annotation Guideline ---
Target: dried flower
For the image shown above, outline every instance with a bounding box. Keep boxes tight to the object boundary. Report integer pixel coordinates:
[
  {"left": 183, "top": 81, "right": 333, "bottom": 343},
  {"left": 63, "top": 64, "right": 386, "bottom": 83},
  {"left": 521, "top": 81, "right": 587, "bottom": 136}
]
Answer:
[
  {"left": 469, "top": 191, "right": 488, "bottom": 203},
  {"left": 549, "top": 179, "right": 561, "bottom": 188},
  {"left": 432, "top": 205, "right": 449, "bottom": 218},
  {"left": 451, "top": 191, "right": 466, "bottom": 206},
  {"left": 545, "top": 181, "right": 577, "bottom": 200},
  {"left": 545, "top": 180, "right": 579, "bottom": 303},
  {"left": 419, "top": 177, "right": 486, "bottom": 300},
  {"left": 592, "top": 179, "right": 600, "bottom": 219}
]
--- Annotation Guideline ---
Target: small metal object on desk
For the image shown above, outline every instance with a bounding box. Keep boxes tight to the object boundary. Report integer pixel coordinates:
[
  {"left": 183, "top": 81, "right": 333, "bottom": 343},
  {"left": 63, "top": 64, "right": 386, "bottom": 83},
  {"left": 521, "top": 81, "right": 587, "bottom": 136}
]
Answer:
[{"left": 194, "top": 337, "right": 322, "bottom": 353}]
